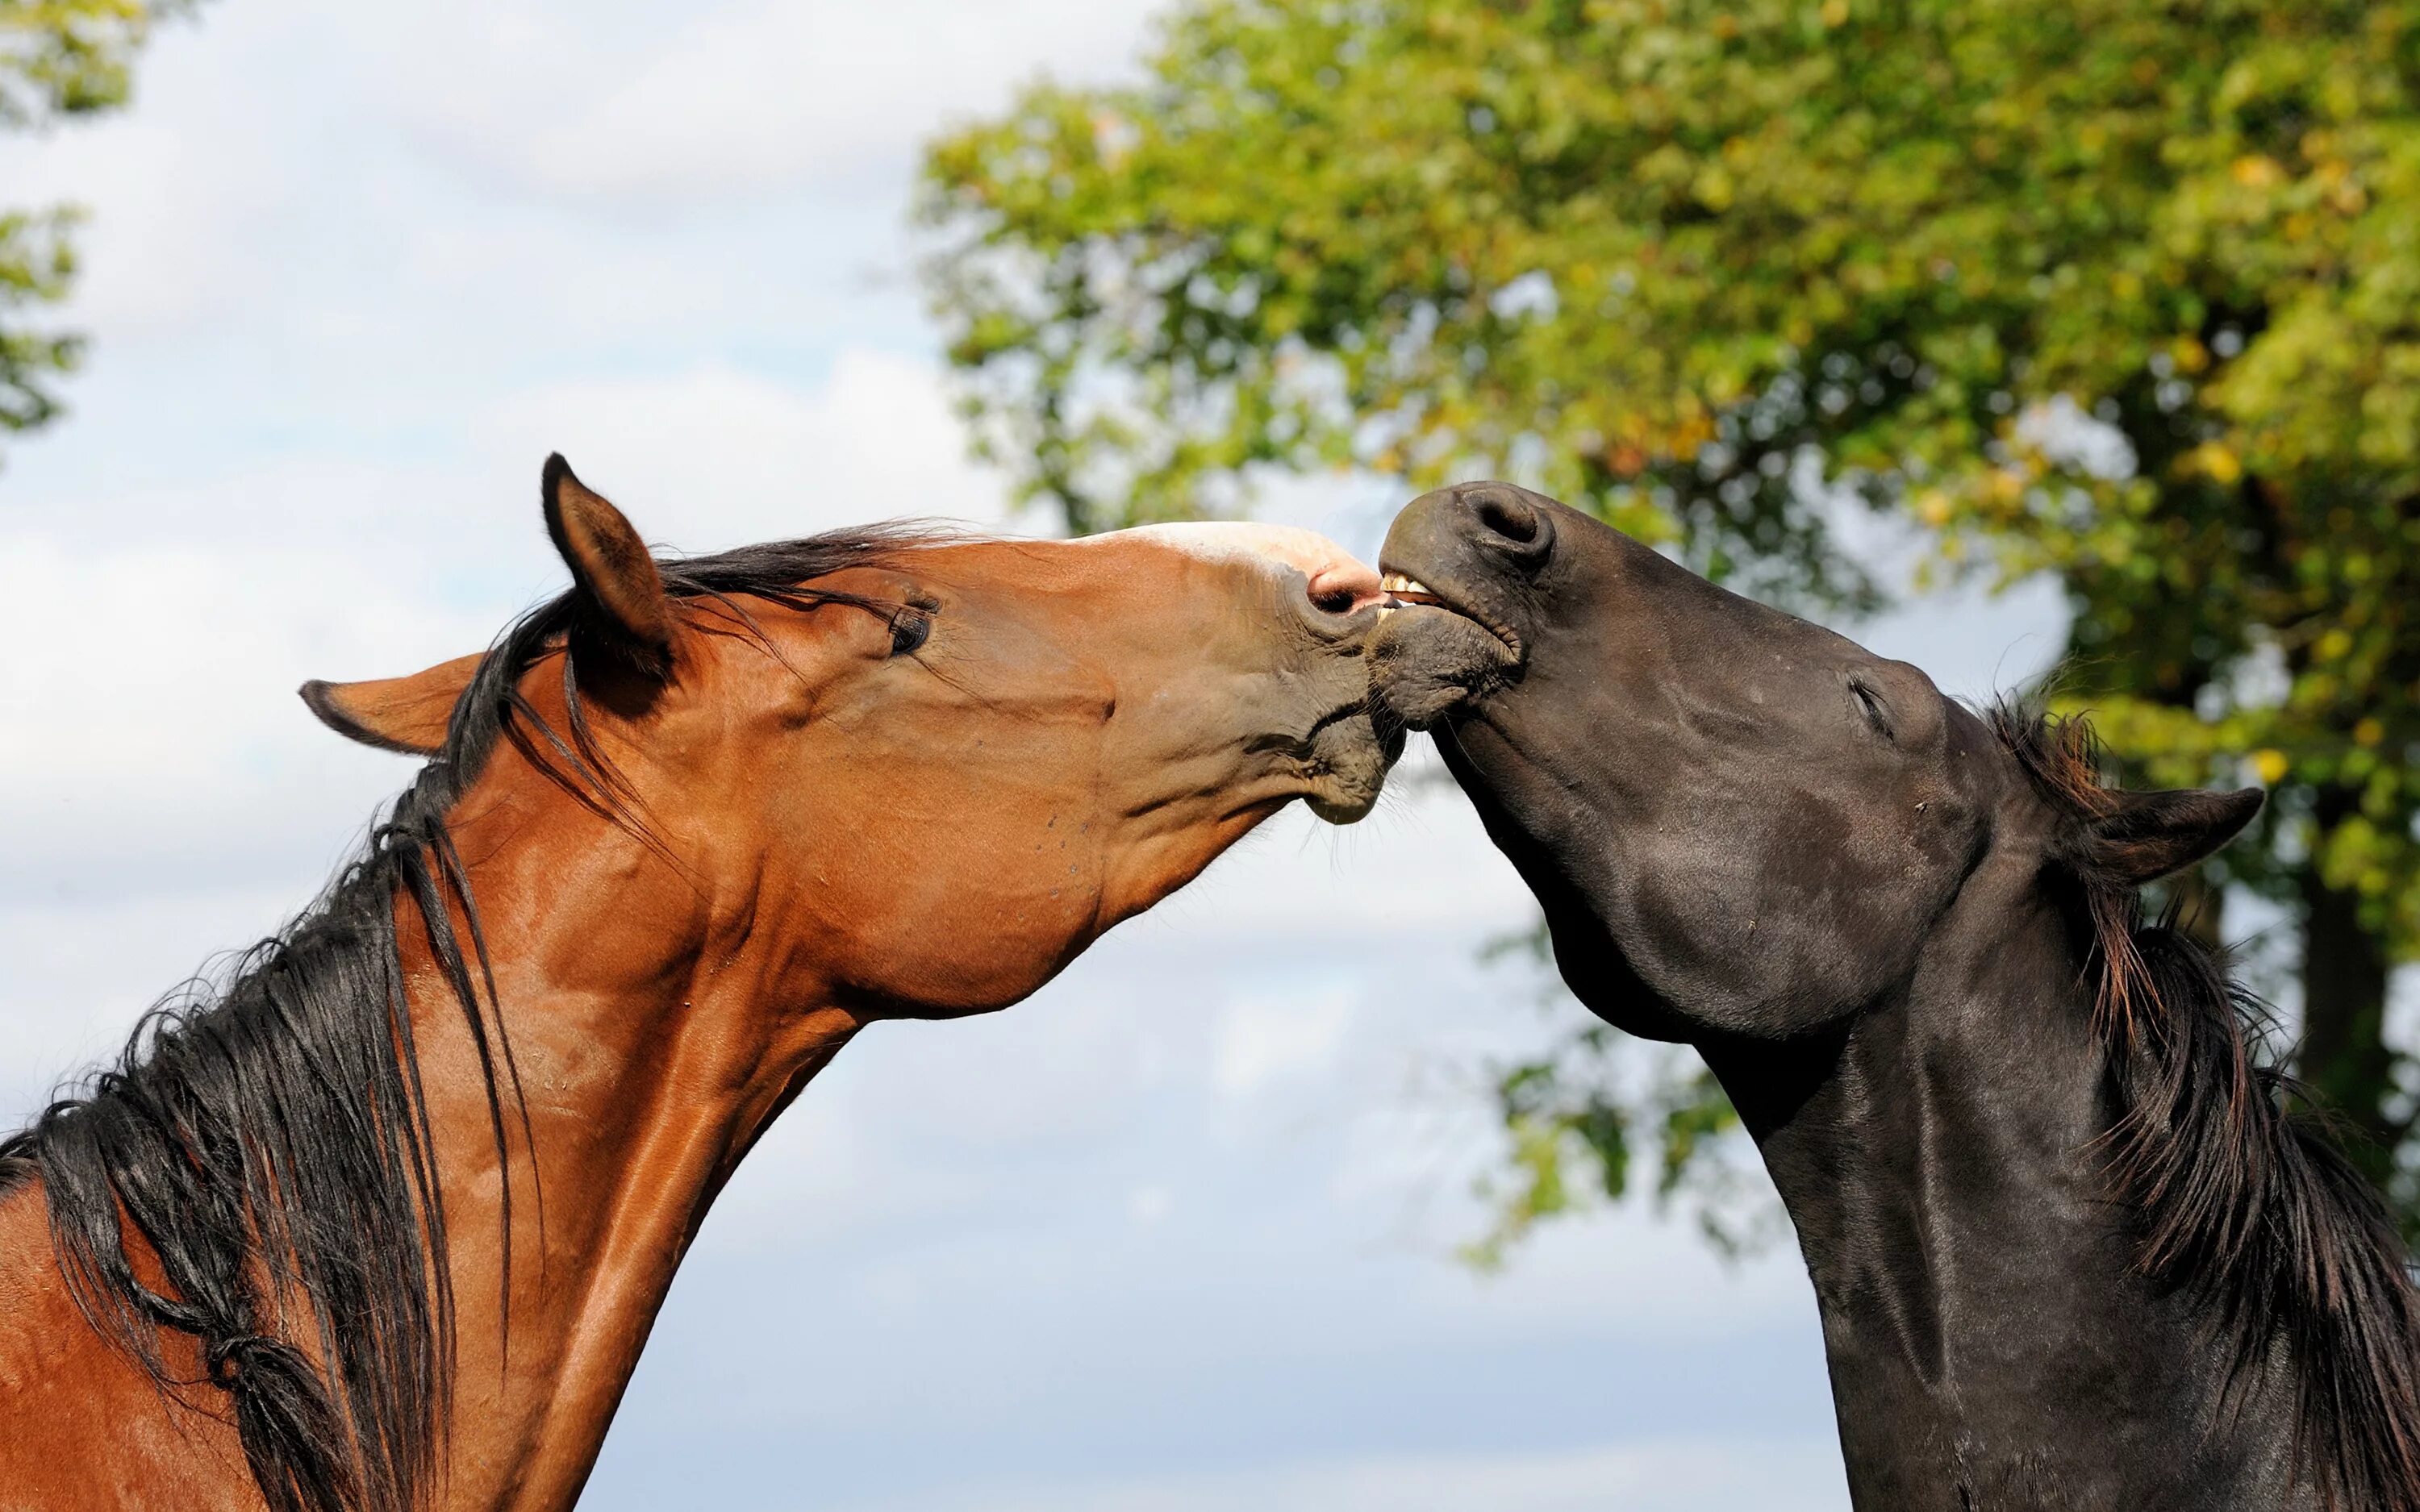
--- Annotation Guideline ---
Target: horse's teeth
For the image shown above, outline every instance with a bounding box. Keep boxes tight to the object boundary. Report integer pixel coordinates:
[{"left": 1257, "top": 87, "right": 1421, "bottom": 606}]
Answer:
[{"left": 1380, "top": 573, "right": 1430, "bottom": 596}]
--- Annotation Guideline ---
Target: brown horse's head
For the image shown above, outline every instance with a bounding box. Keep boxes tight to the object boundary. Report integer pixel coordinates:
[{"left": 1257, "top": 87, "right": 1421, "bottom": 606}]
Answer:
[
  {"left": 0, "top": 460, "right": 1407, "bottom": 1512},
  {"left": 307, "top": 456, "right": 1401, "bottom": 1020}
]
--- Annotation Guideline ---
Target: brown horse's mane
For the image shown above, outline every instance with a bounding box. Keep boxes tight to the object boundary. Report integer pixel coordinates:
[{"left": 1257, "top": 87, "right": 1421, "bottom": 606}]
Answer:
[
  {"left": 0, "top": 524, "right": 954, "bottom": 1512},
  {"left": 1993, "top": 704, "right": 2420, "bottom": 1510}
]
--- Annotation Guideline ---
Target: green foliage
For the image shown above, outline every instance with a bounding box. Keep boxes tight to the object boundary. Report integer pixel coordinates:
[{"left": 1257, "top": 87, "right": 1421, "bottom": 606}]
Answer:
[
  {"left": 1467, "top": 1023, "right": 1778, "bottom": 1267},
  {"left": 1462, "top": 922, "right": 1782, "bottom": 1266},
  {"left": 922, "top": 0, "right": 2420, "bottom": 1244},
  {"left": 0, "top": 206, "right": 81, "bottom": 432},
  {"left": 0, "top": 0, "right": 195, "bottom": 454},
  {"left": 918, "top": 0, "right": 1894, "bottom": 604}
]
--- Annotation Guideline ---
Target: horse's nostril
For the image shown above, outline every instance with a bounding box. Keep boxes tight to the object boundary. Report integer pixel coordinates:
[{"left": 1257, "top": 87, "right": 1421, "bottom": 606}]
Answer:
[
  {"left": 1475, "top": 494, "right": 1540, "bottom": 545},
  {"left": 1305, "top": 560, "right": 1383, "bottom": 615}
]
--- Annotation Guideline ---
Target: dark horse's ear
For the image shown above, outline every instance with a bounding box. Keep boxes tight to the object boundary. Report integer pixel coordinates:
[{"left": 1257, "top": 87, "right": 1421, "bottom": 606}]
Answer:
[
  {"left": 542, "top": 452, "right": 676, "bottom": 678},
  {"left": 2082, "top": 785, "right": 2264, "bottom": 887},
  {"left": 300, "top": 652, "right": 486, "bottom": 755}
]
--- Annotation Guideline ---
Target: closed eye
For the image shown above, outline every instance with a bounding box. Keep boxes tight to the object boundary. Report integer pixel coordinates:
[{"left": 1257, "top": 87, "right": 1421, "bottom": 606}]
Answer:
[
  {"left": 1849, "top": 676, "right": 1896, "bottom": 742},
  {"left": 889, "top": 597, "right": 937, "bottom": 656}
]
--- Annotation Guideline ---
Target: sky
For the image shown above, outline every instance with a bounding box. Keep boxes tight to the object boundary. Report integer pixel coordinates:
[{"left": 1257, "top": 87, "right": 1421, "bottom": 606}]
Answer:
[{"left": 0, "top": 4, "right": 2080, "bottom": 1508}]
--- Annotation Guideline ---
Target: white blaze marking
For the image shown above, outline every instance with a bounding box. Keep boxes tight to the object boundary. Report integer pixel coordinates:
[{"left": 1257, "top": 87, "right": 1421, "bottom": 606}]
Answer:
[
  {"left": 1093, "top": 522, "right": 1384, "bottom": 610},
  {"left": 1104, "top": 521, "right": 1349, "bottom": 577}
]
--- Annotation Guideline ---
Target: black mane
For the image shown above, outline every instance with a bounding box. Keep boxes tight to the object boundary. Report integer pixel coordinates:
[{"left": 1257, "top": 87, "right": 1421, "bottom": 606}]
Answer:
[
  {"left": 0, "top": 524, "right": 951, "bottom": 1512},
  {"left": 1996, "top": 705, "right": 2420, "bottom": 1510}
]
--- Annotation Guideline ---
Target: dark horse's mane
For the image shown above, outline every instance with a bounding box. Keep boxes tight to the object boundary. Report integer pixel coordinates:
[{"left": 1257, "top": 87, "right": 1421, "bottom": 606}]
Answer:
[
  {"left": 0, "top": 525, "right": 952, "bottom": 1512},
  {"left": 1994, "top": 704, "right": 2420, "bottom": 1510}
]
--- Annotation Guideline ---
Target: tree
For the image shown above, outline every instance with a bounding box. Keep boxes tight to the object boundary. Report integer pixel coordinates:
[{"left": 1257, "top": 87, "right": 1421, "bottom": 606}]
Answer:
[
  {"left": 1, "top": 1, "right": 198, "bottom": 452},
  {"left": 920, "top": 0, "right": 2420, "bottom": 1239}
]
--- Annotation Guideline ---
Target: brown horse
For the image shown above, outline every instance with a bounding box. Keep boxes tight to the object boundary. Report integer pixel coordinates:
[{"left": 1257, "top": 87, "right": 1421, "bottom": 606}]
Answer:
[{"left": 0, "top": 456, "right": 1400, "bottom": 1512}]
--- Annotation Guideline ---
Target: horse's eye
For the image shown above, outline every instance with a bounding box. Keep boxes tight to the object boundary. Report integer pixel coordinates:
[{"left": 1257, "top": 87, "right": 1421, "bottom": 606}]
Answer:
[
  {"left": 889, "top": 609, "right": 932, "bottom": 656},
  {"left": 1849, "top": 677, "right": 1895, "bottom": 741}
]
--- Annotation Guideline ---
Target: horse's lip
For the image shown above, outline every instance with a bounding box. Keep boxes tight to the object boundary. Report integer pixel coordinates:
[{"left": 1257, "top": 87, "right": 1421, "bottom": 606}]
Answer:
[{"left": 1375, "top": 570, "right": 1524, "bottom": 663}]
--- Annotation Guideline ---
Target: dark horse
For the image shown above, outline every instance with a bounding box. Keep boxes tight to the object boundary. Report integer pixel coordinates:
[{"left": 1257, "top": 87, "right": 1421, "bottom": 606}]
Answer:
[
  {"left": 1368, "top": 481, "right": 2420, "bottom": 1511},
  {"left": 0, "top": 457, "right": 1400, "bottom": 1512}
]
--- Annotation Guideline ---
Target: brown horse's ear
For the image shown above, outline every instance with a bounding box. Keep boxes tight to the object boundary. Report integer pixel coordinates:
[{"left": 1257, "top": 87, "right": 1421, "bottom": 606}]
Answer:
[
  {"left": 2083, "top": 785, "right": 2264, "bottom": 887},
  {"left": 542, "top": 452, "right": 675, "bottom": 677},
  {"left": 298, "top": 652, "right": 486, "bottom": 756}
]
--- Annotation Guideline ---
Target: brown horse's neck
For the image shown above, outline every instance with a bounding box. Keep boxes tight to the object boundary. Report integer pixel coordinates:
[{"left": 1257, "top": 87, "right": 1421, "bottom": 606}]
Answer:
[
  {"left": 1704, "top": 867, "right": 2309, "bottom": 1512},
  {"left": 400, "top": 809, "right": 857, "bottom": 1511},
  {"left": 0, "top": 811, "right": 845, "bottom": 1512}
]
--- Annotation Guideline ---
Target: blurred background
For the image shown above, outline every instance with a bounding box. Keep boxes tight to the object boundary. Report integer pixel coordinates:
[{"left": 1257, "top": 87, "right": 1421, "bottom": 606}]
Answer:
[{"left": 2, "top": 2, "right": 2413, "bottom": 1508}]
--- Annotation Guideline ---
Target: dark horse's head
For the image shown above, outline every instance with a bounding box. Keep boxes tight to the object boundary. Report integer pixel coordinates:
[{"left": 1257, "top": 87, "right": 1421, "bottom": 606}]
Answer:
[
  {"left": 1370, "top": 481, "right": 2420, "bottom": 1511},
  {"left": 1368, "top": 481, "right": 2257, "bottom": 1044}
]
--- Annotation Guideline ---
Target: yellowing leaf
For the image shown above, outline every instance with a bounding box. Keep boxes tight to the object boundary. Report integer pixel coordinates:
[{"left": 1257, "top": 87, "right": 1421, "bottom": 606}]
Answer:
[
  {"left": 2232, "top": 155, "right": 2284, "bottom": 189},
  {"left": 2184, "top": 442, "right": 2242, "bottom": 485}
]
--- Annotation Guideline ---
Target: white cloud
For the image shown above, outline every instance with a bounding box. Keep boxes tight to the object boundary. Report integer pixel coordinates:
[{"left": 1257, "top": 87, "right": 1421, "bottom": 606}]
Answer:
[
  {"left": 848, "top": 1439, "right": 1848, "bottom": 1512},
  {"left": 0, "top": 115, "right": 282, "bottom": 337},
  {"left": 0, "top": 885, "right": 315, "bottom": 1116},
  {"left": 2016, "top": 393, "right": 2138, "bottom": 481},
  {"left": 0, "top": 523, "right": 485, "bottom": 741},
  {"left": 682, "top": 1056, "right": 993, "bottom": 1259},
  {"left": 0, "top": 7, "right": 291, "bottom": 339},
  {"left": 1130, "top": 751, "right": 1542, "bottom": 943},
  {"left": 0, "top": 0, "right": 1130, "bottom": 410},
  {"left": 18, "top": 349, "right": 1010, "bottom": 552},
  {"left": 1211, "top": 973, "right": 1360, "bottom": 1098},
  {"left": 386, "top": 0, "right": 1165, "bottom": 205},
  {"left": 473, "top": 349, "right": 1016, "bottom": 549},
  {"left": 0, "top": 524, "right": 490, "bottom": 893}
]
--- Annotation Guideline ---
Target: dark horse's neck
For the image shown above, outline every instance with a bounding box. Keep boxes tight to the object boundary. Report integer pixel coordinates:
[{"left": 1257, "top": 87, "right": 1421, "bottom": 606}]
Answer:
[{"left": 1702, "top": 862, "right": 2311, "bottom": 1511}]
